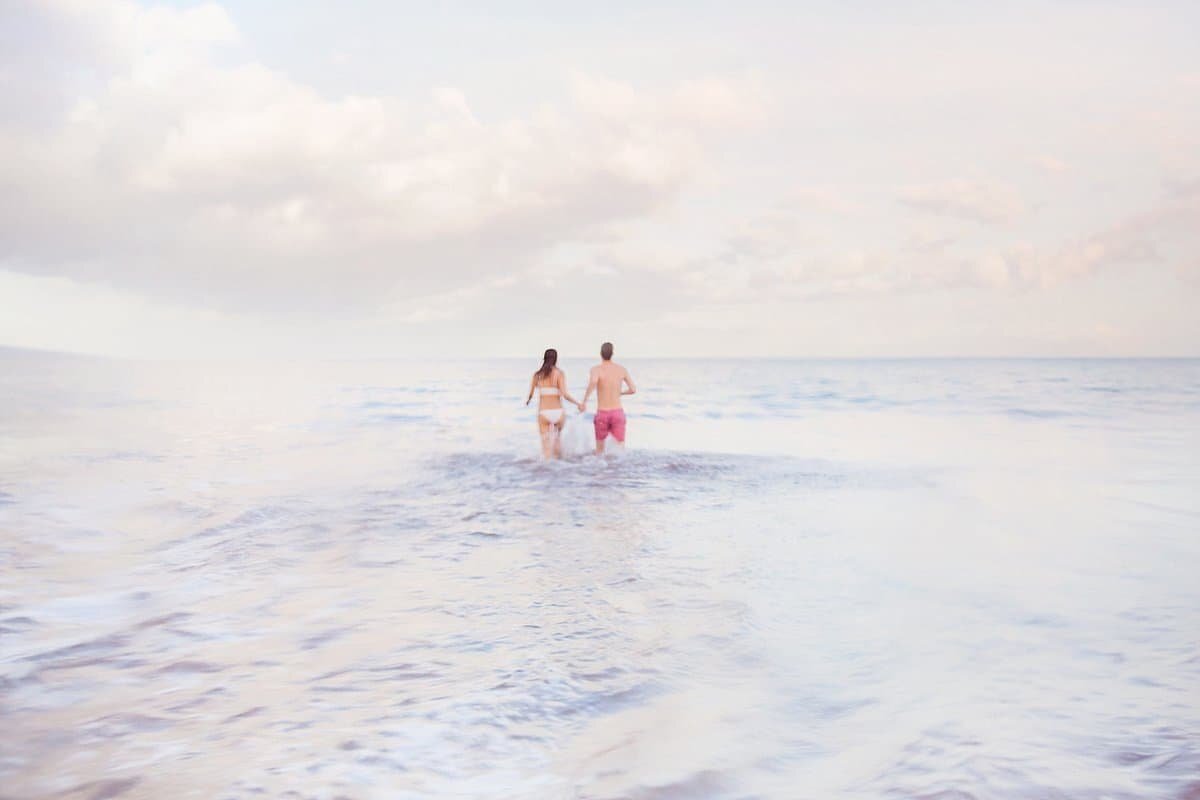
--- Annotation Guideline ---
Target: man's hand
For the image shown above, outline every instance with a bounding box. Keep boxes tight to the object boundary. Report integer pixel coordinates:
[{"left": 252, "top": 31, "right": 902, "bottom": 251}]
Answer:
[{"left": 577, "top": 401, "right": 585, "bottom": 412}]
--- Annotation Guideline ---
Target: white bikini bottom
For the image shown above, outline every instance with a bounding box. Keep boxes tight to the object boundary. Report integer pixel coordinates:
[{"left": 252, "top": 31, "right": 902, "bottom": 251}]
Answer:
[{"left": 539, "top": 409, "right": 564, "bottom": 424}]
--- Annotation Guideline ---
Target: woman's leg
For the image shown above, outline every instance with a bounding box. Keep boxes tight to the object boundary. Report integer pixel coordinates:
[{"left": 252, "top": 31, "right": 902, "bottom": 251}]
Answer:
[
  {"left": 553, "top": 417, "right": 566, "bottom": 458},
  {"left": 537, "top": 415, "right": 554, "bottom": 458}
]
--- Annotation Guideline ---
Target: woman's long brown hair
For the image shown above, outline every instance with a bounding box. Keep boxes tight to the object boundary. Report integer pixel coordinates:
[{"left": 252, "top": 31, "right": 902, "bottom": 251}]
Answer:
[{"left": 535, "top": 348, "right": 557, "bottom": 381}]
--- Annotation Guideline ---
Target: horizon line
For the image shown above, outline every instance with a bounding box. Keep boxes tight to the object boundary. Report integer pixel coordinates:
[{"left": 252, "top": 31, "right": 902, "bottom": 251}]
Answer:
[{"left": 3, "top": 345, "right": 1199, "bottom": 363}]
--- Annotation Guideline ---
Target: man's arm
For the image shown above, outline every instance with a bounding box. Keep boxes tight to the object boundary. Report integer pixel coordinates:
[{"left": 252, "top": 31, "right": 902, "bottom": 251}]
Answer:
[
  {"left": 583, "top": 368, "right": 598, "bottom": 408},
  {"left": 621, "top": 368, "right": 637, "bottom": 396}
]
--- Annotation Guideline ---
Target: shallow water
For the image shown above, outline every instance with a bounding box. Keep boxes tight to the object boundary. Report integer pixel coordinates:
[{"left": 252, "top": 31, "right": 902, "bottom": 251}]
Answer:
[{"left": 2, "top": 354, "right": 1199, "bottom": 799}]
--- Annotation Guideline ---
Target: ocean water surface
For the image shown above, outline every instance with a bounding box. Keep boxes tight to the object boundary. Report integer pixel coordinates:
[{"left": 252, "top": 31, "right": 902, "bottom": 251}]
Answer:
[{"left": 1, "top": 354, "right": 1198, "bottom": 799}]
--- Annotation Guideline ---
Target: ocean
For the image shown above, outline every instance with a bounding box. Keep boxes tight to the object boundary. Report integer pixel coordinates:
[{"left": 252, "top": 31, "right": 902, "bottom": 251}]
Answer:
[{"left": 2, "top": 353, "right": 1198, "bottom": 799}]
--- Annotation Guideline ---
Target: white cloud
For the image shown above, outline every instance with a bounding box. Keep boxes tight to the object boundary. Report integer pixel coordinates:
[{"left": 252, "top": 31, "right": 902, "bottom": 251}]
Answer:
[
  {"left": 0, "top": 1, "right": 763, "bottom": 310},
  {"left": 997, "top": 182, "right": 1200, "bottom": 289},
  {"left": 589, "top": 177, "right": 1199, "bottom": 306},
  {"left": 430, "top": 87, "right": 479, "bottom": 126},
  {"left": 1034, "top": 156, "right": 1069, "bottom": 174},
  {"left": 898, "top": 180, "right": 1026, "bottom": 224},
  {"left": 1, "top": 0, "right": 1197, "bottom": 357}
]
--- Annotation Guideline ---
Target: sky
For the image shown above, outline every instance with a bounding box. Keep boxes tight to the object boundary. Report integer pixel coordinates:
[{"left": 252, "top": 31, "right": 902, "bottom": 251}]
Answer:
[{"left": 1, "top": 0, "right": 1198, "bottom": 358}]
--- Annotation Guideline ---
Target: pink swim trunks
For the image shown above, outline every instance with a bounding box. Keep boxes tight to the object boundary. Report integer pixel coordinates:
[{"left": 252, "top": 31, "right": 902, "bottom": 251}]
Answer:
[{"left": 593, "top": 408, "right": 627, "bottom": 442}]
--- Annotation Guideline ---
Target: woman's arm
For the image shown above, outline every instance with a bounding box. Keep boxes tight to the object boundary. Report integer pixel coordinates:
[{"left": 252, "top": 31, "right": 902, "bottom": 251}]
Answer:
[{"left": 525, "top": 373, "right": 536, "bottom": 405}]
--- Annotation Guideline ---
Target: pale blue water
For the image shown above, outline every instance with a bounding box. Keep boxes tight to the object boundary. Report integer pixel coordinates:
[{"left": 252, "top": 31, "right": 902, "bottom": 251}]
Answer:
[{"left": 1, "top": 352, "right": 1198, "bottom": 799}]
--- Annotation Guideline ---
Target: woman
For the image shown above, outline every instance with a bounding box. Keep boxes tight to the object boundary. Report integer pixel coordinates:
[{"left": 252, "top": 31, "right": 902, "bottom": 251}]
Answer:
[{"left": 525, "top": 348, "right": 584, "bottom": 459}]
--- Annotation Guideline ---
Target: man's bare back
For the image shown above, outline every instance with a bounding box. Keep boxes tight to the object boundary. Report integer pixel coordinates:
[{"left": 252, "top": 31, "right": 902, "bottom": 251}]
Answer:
[
  {"left": 590, "top": 360, "right": 633, "bottom": 411},
  {"left": 583, "top": 342, "right": 636, "bottom": 453}
]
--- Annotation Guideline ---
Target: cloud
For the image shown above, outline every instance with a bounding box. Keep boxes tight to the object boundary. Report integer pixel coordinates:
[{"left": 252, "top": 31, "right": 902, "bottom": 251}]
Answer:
[
  {"left": 592, "top": 214, "right": 986, "bottom": 305},
  {"left": 569, "top": 74, "right": 767, "bottom": 131},
  {"left": 586, "top": 176, "right": 1199, "bottom": 309},
  {"left": 1033, "top": 156, "right": 1069, "bottom": 174},
  {"left": 997, "top": 230, "right": 1157, "bottom": 289},
  {"left": 996, "top": 181, "right": 1200, "bottom": 289},
  {"left": 897, "top": 179, "right": 1026, "bottom": 224},
  {"left": 0, "top": 0, "right": 763, "bottom": 310},
  {"left": 2, "top": 0, "right": 1197, "bottom": 358}
]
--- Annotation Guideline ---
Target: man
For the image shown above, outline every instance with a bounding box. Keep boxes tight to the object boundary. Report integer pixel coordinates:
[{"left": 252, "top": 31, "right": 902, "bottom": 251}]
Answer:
[{"left": 583, "top": 341, "right": 637, "bottom": 454}]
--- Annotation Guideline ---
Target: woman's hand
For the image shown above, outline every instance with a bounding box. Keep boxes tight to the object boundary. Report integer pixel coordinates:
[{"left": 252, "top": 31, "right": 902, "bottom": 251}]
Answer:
[{"left": 576, "top": 401, "right": 585, "bottom": 412}]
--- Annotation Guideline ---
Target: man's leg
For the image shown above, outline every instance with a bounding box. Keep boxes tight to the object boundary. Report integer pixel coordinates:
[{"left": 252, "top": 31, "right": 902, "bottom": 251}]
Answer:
[
  {"left": 594, "top": 410, "right": 610, "bottom": 454},
  {"left": 609, "top": 410, "right": 626, "bottom": 449}
]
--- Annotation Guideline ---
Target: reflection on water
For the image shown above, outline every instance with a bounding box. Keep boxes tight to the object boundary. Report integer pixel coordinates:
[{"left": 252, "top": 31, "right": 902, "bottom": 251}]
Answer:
[{"left": 1, "top": 355, "right": 1199, "bottom": 799}]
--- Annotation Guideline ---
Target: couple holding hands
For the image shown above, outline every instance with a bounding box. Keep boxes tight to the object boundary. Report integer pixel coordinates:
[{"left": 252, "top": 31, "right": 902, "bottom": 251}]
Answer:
[{"left": 525, "top": 342, "right": 637, "bottom": 458}]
